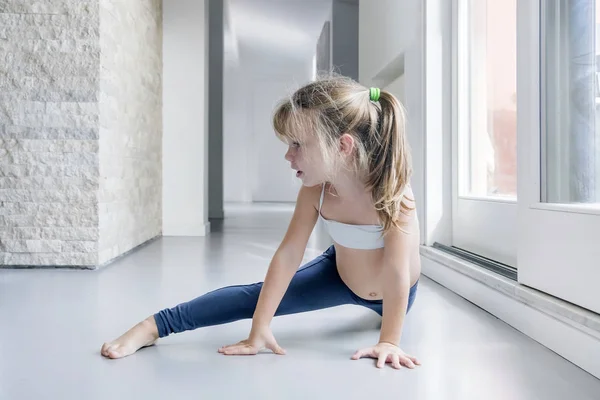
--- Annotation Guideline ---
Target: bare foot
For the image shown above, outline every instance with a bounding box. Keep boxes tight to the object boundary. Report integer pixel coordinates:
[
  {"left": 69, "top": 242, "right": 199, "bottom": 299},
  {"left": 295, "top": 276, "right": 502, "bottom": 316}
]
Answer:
[{"left": 101, "top": 316, "right": 159, "bottom": 359}]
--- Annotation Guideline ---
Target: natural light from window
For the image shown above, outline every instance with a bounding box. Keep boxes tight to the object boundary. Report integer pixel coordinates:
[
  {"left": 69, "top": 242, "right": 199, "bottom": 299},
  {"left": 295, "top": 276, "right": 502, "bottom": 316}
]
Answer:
[
  {"left": 543, "top": 0, "right": 600, "bottom": 205},
  {"left": 458, "top": 0, "right": 517, "bottom": 200}
]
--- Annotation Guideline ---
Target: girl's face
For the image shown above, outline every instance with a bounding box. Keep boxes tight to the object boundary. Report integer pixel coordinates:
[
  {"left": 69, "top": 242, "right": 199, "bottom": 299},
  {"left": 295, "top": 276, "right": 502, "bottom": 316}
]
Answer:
[{"left": 284, "top": 133, "right": 329, "bottom": 187}]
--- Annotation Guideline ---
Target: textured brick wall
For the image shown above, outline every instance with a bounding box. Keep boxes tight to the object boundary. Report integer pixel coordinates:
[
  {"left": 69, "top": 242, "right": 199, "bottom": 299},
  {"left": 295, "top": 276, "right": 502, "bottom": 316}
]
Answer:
[
  {"left": 0, "top": 1, "right": 101, "bottom": 266},
  {"left": 0, "top": 0, "right": 163, "bottom": 268},
  {"left": 98, "top": 0, "right": 162, "bottom": 264}
]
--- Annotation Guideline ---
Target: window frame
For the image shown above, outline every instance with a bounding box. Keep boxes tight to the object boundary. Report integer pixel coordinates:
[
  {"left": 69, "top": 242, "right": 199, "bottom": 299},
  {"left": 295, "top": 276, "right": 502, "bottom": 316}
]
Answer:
[
  {"left": 424, "top": 0, "right": 600, "bottom": 314},
  {"left": 449, "top": 0, "right": 518, "bottom": 267},
  {"left": 516, "top": 0, "right": 600, "bottom": 314}
]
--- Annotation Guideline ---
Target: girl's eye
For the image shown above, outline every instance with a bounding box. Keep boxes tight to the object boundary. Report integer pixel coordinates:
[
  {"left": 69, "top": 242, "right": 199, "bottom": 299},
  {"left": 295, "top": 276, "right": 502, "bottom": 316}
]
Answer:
[{"left": 292, "top": 142, "right": 300, "bottom": 147}]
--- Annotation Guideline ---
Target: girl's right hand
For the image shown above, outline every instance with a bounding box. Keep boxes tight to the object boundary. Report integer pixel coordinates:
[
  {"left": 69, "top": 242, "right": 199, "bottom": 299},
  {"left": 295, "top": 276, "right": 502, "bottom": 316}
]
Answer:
[{"left": 217, "top": 325, "right": 286, "bottom": 356}]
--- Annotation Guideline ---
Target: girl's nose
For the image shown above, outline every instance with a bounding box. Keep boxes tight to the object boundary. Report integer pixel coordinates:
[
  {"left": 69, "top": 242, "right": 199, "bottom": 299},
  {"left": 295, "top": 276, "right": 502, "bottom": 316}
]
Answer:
[{"left": 285, "top": 147, "right": 294, "bottom": 161}]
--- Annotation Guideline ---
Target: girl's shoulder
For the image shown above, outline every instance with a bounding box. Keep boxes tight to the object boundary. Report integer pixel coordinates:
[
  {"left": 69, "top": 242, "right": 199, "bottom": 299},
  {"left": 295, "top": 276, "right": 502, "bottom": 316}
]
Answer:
[{"left": 297, "top": 183, "right": 326, "bottom": 213}]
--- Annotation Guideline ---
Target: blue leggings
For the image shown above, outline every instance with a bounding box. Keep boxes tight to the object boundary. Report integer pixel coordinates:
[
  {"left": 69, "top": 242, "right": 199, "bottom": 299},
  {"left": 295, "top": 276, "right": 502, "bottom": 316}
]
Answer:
[{"left": 154, "top": 245, "right": 418, "bottom": 338}]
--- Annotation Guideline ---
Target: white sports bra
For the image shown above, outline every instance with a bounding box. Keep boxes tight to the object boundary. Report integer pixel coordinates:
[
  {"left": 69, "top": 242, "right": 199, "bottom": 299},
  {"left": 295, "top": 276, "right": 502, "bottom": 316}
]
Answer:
[{"left": 318, "top": 184, "right": 385, "bottom": 250}]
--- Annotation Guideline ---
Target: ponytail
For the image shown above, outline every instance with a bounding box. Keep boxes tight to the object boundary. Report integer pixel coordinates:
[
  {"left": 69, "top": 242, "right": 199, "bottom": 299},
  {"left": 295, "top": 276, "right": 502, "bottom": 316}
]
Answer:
[{"left": 365, "top": 90, "right": 413, "bottom": 235}]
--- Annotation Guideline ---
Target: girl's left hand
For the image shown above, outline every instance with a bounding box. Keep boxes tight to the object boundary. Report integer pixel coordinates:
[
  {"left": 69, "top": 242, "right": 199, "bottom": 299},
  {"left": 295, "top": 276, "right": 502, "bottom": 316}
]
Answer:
[{"left": 351, "top": 342, "right": 421, "bottom": 369}]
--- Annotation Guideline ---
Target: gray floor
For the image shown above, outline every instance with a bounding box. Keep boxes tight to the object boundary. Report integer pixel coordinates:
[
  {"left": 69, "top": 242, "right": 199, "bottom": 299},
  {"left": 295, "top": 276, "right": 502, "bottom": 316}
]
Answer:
[{"left": 1, "top": 203, "right": 599, "bottom": 400}]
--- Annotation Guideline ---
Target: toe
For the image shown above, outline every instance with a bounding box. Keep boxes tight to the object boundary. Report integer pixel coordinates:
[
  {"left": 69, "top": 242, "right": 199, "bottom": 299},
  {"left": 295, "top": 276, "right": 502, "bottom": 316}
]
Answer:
[{"left": 107, "top": 347, "right": 122, "bottom": 359}]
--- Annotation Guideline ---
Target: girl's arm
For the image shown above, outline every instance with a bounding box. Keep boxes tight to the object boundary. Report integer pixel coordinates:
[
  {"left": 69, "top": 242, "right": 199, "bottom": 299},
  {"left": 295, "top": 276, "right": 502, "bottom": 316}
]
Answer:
[
  {"left": 251, "top": 185, "right": 320, "bottom": 328},
  {"left": 378, "top": 225, "right": 412, "bottom": 345},
  {"left": 351, "top": 221, "right": 420, "bottom": 369}
]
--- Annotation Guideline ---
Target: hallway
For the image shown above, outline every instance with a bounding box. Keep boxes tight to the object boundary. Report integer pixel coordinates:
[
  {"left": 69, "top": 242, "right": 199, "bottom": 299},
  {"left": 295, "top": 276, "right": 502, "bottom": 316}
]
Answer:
[{"left": 1, "top": 203, "right": 599, "bottom": 399}]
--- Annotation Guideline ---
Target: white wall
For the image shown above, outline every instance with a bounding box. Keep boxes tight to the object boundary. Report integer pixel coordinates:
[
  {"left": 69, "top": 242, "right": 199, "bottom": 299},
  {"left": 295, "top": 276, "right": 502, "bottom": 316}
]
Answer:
[
  {"left": 224, "top": 49, "right": 313, "bottom": 203},
  {"left": 162, "top": 0, "right": 210, "bottom": 235},
  {"left": 384, "top": 75, "right": 405, "bottom": 104},
  {"left": 359, "top": 0, "right": 419, "bottom": 87},
  {"left": 223, "top": 62, "right": 252, "bottom": 203}
]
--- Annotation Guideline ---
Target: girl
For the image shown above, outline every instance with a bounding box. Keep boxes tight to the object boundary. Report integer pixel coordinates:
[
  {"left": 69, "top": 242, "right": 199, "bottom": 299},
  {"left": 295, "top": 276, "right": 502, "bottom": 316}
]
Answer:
[{"left": 101, "top": 75, "right": 422, "bottom": 370}]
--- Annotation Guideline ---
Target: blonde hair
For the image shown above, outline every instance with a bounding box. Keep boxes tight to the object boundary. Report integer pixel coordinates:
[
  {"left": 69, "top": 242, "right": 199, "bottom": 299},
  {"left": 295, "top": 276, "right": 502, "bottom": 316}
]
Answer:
[{"left": 272, "top": 74, "right": 414, "bottom": 236}]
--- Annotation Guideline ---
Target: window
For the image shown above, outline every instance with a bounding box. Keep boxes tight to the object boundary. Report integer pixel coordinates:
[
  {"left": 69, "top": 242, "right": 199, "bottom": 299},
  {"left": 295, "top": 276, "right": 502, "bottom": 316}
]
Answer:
[
  {"left": 443, "top": 0, "right": 600, "bottom": 313},
  {"left": 452, "top": 0, "right": 518, "bottom": 267},
  {"left": 458, "top": 0, "right": 517, "bottom": 200},
  {"left": 517, "top": 0, "right": 600, "bottom": 314},
  {"left": 542, "top": 0, "right": 600, "bottom": 205}
]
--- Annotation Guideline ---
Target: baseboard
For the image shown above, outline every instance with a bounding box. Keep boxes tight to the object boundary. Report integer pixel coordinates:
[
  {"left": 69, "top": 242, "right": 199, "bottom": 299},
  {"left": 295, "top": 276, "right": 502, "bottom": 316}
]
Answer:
[
  {"left": 421, "top": 250, "right": 600, "bottom": 379},
  {"left": 0, "top": 263, "right": 97, "bottom": 270}
]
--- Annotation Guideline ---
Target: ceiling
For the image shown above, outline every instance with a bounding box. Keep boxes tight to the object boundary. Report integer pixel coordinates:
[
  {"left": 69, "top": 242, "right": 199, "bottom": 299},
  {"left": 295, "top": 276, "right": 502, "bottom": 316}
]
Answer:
[{"left": 224, "top": 0, "right": 333, "bottom": 65}]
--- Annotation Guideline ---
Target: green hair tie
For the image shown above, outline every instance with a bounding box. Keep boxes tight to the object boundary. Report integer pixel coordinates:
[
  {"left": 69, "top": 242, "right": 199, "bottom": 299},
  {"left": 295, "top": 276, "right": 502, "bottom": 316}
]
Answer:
[{"left": 369, "top": 87, "right": 381, "bottom": 102}]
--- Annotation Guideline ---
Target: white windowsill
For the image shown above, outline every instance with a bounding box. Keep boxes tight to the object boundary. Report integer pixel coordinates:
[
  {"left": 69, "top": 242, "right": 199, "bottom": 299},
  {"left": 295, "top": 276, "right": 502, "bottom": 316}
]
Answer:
[
  {"left": 457, "top": 194, "right": 517, "bottom": 204},
  {"left": 420, "top": 246, "right": 600, "bottom": 339},
  {"left": 530, "top": 202, "right": 600, "bottom": 216}
]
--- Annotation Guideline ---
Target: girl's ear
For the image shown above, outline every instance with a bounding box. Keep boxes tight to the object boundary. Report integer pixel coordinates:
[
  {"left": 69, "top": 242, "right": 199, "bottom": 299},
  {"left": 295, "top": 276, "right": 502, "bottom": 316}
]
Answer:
[{"left": 339, "top": 133, "right": 355, "bottom": 156}]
